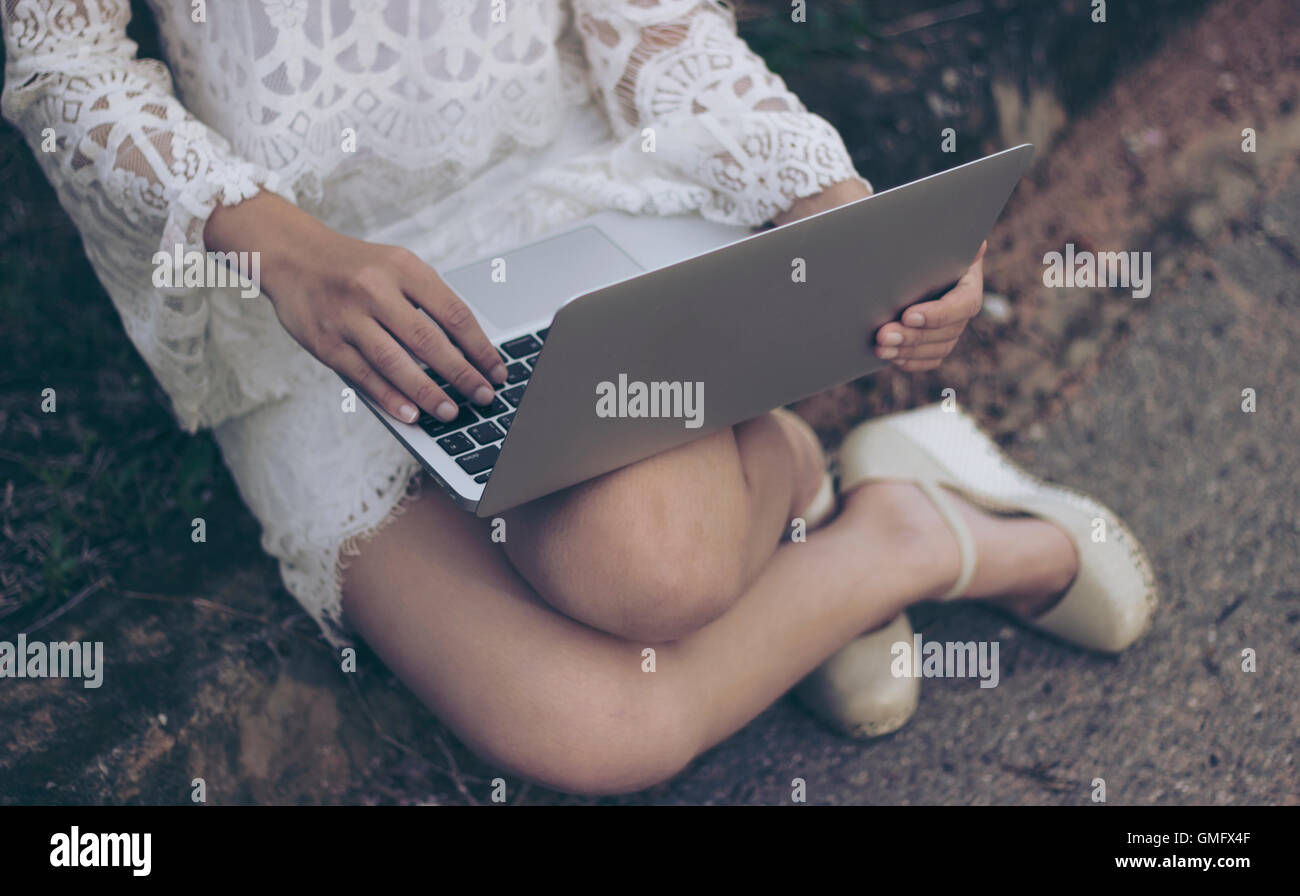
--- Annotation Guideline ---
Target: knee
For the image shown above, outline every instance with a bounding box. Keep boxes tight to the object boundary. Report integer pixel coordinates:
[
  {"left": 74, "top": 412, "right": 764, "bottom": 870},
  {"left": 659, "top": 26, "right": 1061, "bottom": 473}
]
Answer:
[
  {"left": 517, "top": 479, "right": 749, "bottom": 642},
  {"left": 562, "top": 519, "right": 746, "bottom": 642},
  {"left": 609, "top": 540, "right": 746, "bottom": 642}
]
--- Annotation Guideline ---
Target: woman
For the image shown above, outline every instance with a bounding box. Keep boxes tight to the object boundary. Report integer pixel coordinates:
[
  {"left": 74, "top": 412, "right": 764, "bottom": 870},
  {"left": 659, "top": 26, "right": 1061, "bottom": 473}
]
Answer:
[{"left": 3, "top": 0, "right": 1155, "bottom": 795}]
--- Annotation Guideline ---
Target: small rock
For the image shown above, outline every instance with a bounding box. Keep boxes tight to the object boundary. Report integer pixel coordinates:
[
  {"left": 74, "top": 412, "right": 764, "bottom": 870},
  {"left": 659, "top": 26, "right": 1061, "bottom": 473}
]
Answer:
[
  {"left": 1126, "top": 127, "right": 1165, "bottom": 156},
  {"left": 982, "top": 292, "right": 1012, "bottom": 323},
  {"left": 1189, "top": 201, "right": 1223, "bottom": 240}
]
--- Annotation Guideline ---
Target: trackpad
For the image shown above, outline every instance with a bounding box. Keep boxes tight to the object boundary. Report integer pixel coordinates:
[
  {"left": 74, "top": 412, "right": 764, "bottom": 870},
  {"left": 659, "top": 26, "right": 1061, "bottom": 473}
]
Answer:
[{"left": 441, "top": 226, "right": 644, "bottom": 332}]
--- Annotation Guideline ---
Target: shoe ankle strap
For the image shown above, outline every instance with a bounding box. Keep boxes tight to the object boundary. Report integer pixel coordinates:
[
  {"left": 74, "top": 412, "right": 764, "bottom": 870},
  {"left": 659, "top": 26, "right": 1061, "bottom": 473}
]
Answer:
[{"left": 915, "top": 480, "right": 977, "bottom": 601}]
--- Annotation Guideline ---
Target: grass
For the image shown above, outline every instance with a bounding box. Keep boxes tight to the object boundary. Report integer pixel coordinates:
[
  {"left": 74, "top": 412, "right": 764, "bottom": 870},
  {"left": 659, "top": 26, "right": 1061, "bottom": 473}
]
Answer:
[{"left": 0, "top": 136, "right": 247, "bottom": 634}]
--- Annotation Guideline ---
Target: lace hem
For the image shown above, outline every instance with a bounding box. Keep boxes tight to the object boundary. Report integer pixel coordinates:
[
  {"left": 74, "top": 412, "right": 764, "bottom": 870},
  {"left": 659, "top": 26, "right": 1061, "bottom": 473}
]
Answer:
[{"left": 286, "top": 464, "right": 425, "bottom": 651}]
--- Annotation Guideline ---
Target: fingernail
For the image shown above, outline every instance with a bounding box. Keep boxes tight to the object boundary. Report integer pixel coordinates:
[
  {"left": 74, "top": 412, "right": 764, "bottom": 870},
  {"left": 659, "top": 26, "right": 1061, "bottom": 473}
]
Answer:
[
  {"left": 435, "top": 401, "right": 458, "bottom": 421},
  {"left": 878, "top": 346, "right": 899, "bottom": 359},
  {"left": 490, "top": 364, "right": 508, "bottom": 384},
  {"left": 904, "top": 311, "right": 925, "bottom": 327},
  {"left": 881, "top": 331, "right": 903, "bottom": 346},
  {"left": 399, "top": 403, "right": 418, "bottom": 423},
  {"left": 473, "top": 386, "right": 494, "bottom": 405}
]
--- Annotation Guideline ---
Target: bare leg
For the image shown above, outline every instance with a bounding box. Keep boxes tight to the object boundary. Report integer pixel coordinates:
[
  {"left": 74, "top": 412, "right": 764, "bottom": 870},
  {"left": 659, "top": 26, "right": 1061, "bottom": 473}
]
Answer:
[
  {"left": 341, "top": 468, "right": 952, "bottom": 795},
  {"left": 341, "top": 407, "right": 1078, "bottom": 794},
  {"left": 492, "top": 412, "right": 826, "bottom": 642}
]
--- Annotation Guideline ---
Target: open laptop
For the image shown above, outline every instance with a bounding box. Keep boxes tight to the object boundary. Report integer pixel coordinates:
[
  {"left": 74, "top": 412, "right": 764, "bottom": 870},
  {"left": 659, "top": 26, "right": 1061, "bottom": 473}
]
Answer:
[{"left": 359, "top": 144, "right": 1035, "bottom": 517}]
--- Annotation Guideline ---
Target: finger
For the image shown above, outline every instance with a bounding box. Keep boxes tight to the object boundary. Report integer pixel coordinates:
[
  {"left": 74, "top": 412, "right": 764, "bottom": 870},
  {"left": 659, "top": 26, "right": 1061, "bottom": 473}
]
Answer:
[
  {"left": 876, "top": 339, "right": 958, "bottom": 362},
  {"left": 393, "top": 249, "right": 508, "bottom": 385},
  {"left": 349, "top": 320, "right": 462, "bottom": 422},
  {"left": 899, "top": 279, "right": 983, "bottom": 329},
  {"left": 381, "top": 299, "right": 498, "bottom": 407},
  {"left": 876, "top": 320, "right": 966, "bottom": 349},
  {"left": 332, "top": 343, "right": 423, "bottom": 424},
  {"left": 899, "top": 248, "right": 984, "bottom": 328}
]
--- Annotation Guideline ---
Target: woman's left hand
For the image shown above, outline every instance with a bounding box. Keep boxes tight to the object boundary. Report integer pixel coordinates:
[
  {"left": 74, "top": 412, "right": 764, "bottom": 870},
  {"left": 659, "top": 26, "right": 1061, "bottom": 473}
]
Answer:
[
  {"left": 873, "top": 240, "right": 984, "bottom": 372},
  {"left": 772, "top": 179, "right": 985, "bottom": 373}
]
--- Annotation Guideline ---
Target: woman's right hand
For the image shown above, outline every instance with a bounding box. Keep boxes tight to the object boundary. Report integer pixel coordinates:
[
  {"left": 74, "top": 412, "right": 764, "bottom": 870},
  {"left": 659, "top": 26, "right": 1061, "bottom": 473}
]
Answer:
[{"left": 205, "top": 191, "right": 507, "bottom": 424}]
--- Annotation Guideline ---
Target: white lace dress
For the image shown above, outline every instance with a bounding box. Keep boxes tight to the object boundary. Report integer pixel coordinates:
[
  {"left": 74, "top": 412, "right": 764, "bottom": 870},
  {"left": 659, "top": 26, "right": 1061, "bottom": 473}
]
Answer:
[{"left": 2, "top": 0, "right": 869, "bottom": 646}]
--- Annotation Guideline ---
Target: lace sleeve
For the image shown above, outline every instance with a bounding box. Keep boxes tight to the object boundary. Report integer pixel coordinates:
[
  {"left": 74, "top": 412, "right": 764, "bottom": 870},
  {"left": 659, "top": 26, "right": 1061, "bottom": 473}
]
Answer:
[
  {"left": 2, "top": 0, "right": 304, "bottom": 432},
  {"left": 1, "top": 0, "right": 292, "bottom": 255},
  {"left": 572, "top": 0, "right": 871, "bottom": 226}
]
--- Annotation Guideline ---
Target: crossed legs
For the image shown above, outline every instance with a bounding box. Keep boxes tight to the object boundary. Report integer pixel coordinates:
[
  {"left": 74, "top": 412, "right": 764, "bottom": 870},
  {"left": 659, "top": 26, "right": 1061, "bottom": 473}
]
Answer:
[{"left": 340, "top": 410, "right": 1073, "bottom": 794}]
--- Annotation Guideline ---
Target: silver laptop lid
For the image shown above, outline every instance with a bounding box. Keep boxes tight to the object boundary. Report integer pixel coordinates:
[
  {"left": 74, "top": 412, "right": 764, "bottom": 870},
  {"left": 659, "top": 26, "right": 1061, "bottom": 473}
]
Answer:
[{"left": 476, "top": 144, "right": 1035, "bottom": 516}]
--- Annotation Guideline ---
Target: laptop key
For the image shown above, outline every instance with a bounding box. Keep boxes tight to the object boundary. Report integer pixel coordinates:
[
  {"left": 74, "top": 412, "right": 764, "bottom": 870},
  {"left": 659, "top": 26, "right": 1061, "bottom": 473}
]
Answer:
[
  {"left": 436, "top": 432, "right": 474, "bottom": 456},
  {"left": 498, "top": 412, "right": 514, "bottom": 432},
  {"left": 456, "top": 445, "right": 499, "bottom": 475},
  {"left": 419, "top": 405, "right": 476, "bottom": 437},
  {"left": 501, "top": 385, "right": 527, "bottom": 408},
  {"left": 504, "top": 362, "right": 529, "bottom": 384},
  {"left": 467, "top": 421, "right": 504, "bottom": 445},
  {"left": 523, "top": 353, "right": 539, "bottom": 370},
  {"left": 480, "top": 396, "right": 509, "bottom": 417},
  {"left": 474, "top": 472, "right": 491, "bottom": 484},
  {"left": 501, "top": 335, "right": 541, "bottom": 358},
  {"left": 535, "top": 327, "right": 549, "bottom": 342}
]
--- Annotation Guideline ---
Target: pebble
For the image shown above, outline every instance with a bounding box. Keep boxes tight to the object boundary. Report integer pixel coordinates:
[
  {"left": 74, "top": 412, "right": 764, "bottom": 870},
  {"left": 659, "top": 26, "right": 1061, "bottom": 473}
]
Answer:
[{"left": 982, "top": 292, "right": 1012, "bottom": 323}]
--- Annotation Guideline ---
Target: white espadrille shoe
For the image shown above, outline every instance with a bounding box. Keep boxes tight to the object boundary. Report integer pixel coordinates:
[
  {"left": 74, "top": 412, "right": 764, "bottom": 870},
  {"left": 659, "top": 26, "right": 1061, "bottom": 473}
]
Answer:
[
  {"left": 773, "top": 408, "right": 922, "bottom": 739},
  {"left": 796, "top": 468, "right": 837, "bottom": 532},
  {"left": 793, "top": 613, "right": 921, "bottom": 738},
  {"left": 836, "top": 402, "right": 1158, "bottom": 653}
]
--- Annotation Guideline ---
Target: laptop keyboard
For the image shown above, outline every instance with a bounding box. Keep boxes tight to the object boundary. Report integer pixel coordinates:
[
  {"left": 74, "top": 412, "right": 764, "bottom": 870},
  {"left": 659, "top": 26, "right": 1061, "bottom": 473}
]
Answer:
[{"left": 416, "top": 327, "right": 548, "bottom": 485}]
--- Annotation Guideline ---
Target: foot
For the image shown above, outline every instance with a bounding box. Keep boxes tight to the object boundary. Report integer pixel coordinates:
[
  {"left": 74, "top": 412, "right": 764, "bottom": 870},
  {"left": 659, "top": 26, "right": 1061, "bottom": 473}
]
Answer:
[{"left": 840, "top": 480, "right": 1079, "bottom": 616}]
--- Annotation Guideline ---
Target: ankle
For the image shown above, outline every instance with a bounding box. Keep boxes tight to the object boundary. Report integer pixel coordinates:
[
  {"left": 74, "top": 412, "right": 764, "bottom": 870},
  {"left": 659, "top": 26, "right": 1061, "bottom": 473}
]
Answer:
[{"left": 839, "top": 481, "right": 963, "bottom": 602}]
